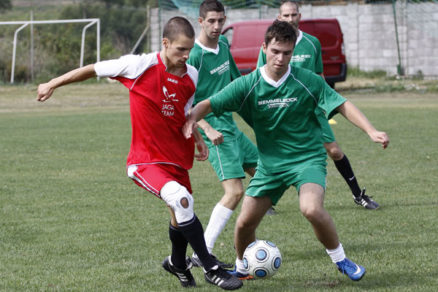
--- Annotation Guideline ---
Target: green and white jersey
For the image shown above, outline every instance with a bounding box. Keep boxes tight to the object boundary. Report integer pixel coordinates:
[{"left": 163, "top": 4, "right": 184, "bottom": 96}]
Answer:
[
  {"left": 209, "top": 65, "right": 345, "bottom": 173},
  {"left": 257, "top": 30, "right": 323, "bottom": 74},
  {"left": 187, "top": 35, "right": 241, "bottom": 138}
]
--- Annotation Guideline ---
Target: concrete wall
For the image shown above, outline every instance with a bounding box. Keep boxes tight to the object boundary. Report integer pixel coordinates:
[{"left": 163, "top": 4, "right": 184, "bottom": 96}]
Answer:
[{"left": 150, "top": 2, "right": 438, "bottom": 77}]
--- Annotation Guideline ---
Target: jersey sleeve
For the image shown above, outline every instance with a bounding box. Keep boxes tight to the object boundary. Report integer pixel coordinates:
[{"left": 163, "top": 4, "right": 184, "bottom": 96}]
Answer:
[
  {"left": 256, "top": 46, "right": 266, "bottom": 68},
  {"left": 209, "top": 76, "right": 248, "bottom": 116},
  {"left": 314, "top": 39, "right": 323, "bottom": 74},
  {"left": 94, "top": 53, "right": 156, "bottom": 79},
  {"left": 317, "top": 80, "right": 346, "bottom": 119}
]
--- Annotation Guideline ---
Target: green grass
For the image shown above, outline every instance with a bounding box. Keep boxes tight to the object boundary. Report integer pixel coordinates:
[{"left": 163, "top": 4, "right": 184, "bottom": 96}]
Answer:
[{"left": 1, "top": 84, "right": 438, "bottom": 291}]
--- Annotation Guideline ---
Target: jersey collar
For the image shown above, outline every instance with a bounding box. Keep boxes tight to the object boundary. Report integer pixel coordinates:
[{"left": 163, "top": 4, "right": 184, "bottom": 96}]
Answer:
[
  {"left": 157, "top": 52, "right": 188, "bottom": 77},
  {"left": 260, "top": 65, "right": 291, "bottom": 88},
  {"left": 296, "top": 29, "right": 303, "bottom": 45},
  {"left": 195, "top": 39, "right": 220, "bottom": 55}
]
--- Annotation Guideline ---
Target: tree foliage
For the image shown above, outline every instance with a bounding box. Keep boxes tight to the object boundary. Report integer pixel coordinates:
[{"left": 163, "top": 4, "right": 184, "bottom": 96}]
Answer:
[{"left": 0, "top": 0, "right": 12, "bottom": 12}]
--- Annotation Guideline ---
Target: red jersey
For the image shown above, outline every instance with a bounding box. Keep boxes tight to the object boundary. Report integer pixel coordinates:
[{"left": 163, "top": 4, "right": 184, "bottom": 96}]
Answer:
[{"left": 94, "top": 52, "right": 198, "bottom": 170}]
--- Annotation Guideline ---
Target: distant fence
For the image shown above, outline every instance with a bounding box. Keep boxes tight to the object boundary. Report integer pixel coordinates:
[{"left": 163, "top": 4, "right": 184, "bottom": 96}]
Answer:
[{"left": 152, "top": 0, "right": 438, "bottom": 77}]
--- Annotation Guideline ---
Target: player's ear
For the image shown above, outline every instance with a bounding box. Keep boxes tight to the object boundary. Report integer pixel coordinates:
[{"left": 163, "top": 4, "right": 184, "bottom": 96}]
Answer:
[
  {"left": 198, "top": 17, "right": 203, "bottom": 25},
  {"left": 162, "top": 38, "right": 169, "bottom": 49},
  {"left": 262, "top": 42, "right": 267, "bottom": 54}
]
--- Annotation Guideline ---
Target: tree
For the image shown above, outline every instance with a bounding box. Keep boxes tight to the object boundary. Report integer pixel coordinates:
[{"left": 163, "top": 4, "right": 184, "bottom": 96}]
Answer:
[{"left": 0, "top": 0, "right": 12, "bottom": 12}]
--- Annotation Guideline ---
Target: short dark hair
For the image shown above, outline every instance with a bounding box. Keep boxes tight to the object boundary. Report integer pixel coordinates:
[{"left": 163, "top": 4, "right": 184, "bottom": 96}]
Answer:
[
  {"left": 162, "top": 16, "right": 195, "bottom": 42},
  {"left": 280, "top": 0, "right": 300, "bottom": 12},
  {"left": 199, "top": 0, "right": 225, "bottom": 18},
  {"left": 264, "top": 20, "right": 297, "bottom": 47}
]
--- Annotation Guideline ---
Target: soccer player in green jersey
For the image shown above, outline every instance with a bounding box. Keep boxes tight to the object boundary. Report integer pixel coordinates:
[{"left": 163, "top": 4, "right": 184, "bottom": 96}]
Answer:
[
  {"left": 257, "top": 0, "right": 380, "bottom": 210},
  {"left": 183, "top": 20, "right": 389, "bottom": 281},
  {"left": 186, "top": 0, "right": 259, "bottom": 268}
]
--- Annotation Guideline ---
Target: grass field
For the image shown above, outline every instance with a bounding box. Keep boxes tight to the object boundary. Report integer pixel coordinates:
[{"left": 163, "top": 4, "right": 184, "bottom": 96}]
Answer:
[{"left": 1, "top": 82, "right": 437, "bottom": 291}]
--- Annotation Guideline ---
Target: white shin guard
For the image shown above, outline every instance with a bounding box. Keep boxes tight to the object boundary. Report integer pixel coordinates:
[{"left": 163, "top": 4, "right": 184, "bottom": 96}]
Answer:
[{"left": 161, "top": 181, "right": 194, "bottom": 224}]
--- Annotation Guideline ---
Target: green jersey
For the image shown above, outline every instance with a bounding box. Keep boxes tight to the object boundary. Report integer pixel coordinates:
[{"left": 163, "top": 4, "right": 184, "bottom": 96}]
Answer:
[
  {"left": 257, "top": 30, "right": 323, "bottom": 74},
  {"left": 209, "top": 65, "right": 345, "bottom": 173},
  {"left": 187, "top": 35, "right": 241, "bottom": 138}
]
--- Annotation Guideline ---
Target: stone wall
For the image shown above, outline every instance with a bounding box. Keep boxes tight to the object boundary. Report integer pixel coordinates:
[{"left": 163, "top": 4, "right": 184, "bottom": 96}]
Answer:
[{"left": 150, "top": 2, "right": 438, "bottom": 77}]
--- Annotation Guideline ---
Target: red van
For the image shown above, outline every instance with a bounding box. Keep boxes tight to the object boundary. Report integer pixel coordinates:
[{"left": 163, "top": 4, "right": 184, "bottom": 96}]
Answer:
[{"left": 222, "top": 19, "right": 347, "bottom": 87}]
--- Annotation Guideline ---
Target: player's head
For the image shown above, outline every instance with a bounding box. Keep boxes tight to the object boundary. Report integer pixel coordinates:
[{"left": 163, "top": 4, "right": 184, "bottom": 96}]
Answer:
[
  {"left": 198, "top": 0, "right": 226, "bottom": 41},
  {"left": 262, "top": 20, "right": 297, "bottom": 76},
  {"left": 162, "top": 16, "right": 195, "bottom": 68},
  {"left": 278, "top": 0, "right": 301, "bottom": 29}
]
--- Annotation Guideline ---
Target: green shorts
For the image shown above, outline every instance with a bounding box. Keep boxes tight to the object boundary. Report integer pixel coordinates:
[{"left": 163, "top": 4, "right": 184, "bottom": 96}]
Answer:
[
  {"left": 208, "top": 131, "right": 258, "bottom": 181},
  {"left": 246, "top": 161, "right": 327, "bottom": 205}
]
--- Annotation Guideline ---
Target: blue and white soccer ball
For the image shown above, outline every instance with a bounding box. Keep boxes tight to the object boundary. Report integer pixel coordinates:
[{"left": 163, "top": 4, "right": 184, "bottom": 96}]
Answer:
[{"left": 243, "top": 240, "right": 282, "bottom": 278}]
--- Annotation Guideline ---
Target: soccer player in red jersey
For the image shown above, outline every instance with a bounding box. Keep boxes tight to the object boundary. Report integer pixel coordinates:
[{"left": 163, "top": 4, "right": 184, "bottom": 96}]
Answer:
[{"left": 36, "top": 16, "right": 242, "bottom": 290}]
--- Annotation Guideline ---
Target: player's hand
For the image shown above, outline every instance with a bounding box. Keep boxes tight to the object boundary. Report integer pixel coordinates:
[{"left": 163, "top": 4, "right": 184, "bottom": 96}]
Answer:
[
  {"left": 204, "top": 127, "right": 224, "bottom": 145},
  {"left": 182, "top": 119, "right": 197, "bottom": 139},
  {"left": 37, "top": 82, "right": 55, "bottom": 102},
  {"left": 194, "top": 140, "right": 209, "bottom": 161},
  {"left": 369, "top": 130, "right": 390, "bottom": 149}
]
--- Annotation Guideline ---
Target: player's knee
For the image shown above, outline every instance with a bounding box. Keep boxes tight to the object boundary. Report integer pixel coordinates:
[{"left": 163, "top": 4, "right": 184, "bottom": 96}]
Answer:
[
  {"left": 326, "top": 146, "right": 344, "bottom": 160},
  {"left": 236, "top": 214, "right": 256, "bottom": 231},
  {"left": 222, "top": 190, "right": 244, "bottom": 207},
  {"left": 300, "top": 204, "right": 323, "bottom": 222},
  {"left": 161, "top": 181, "right": 194, "bottom": 224}
]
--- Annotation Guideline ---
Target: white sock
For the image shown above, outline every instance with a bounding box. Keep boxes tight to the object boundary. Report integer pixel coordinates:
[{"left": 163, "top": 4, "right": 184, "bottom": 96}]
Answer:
[
  {"left": 204, "top": 203, "right": 233, "bottom": 253},
  {"left": 235, "top": 258, "right": 246, "bottom": 273},
  {"left": 326, "top": 243, "right": 346, "bottom": 264}
]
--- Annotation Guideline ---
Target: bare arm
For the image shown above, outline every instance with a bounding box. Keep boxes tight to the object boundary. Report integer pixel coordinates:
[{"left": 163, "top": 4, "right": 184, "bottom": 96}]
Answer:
[
  {"left": 337, "top": 100, "right": 390, "bottom": 149},
  {"left": 37, "top": 64, "right": 97, "bottom": 102},
  {"left": 192, "top": 128, "right": 209, "bottom": 161},
  {"left": 196, "top": 119, "right": 224, "bottom": 145},
  {"left": 182, "top": 99, "right": 213, "bottom": 139}
]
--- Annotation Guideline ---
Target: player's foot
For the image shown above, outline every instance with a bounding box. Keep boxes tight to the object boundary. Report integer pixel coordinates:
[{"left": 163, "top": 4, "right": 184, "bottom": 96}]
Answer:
[
  {"left": 266, "top": 206, "right": 277, "bottom": 215},
  {"left": 204, "top": 266, "right": 243, "bottom": 290},
  {"left": 227, "top": 267, "right": 254, "bottom": 280},
  {"left": 353, "top": 189, "right": 380, "bottom": 210},
  {"left": 191, "top": 253, "right": 233, "bottom": 269},
  {"left": 336, "top": 258, "right": 366, "bottom": 281},
  {"left": 162, "top": 256, "right": 196, "bottom": 288}
]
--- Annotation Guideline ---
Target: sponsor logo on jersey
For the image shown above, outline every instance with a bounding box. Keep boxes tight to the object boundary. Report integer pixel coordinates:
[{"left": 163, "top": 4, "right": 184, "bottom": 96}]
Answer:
[
  {"left": 258, "top": 97, "right": 298, "bottom": 108},
  {"left": 161, "top": 86, "right": 178, "bottom": 116},
  {"left": 210, "top": 60, "right": 229, "bottom": 75},
  {"left": 291, "top": 54, "right": 311, "bottom": 63},
  {"left": 167, "top": 77, "right": 178, "bottom": 84}
]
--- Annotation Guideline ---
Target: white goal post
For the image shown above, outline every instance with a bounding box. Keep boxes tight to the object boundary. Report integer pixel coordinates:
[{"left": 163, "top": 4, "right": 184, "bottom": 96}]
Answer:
[{"left": 0, "top": 18, "right": 100, "bottom": 84}]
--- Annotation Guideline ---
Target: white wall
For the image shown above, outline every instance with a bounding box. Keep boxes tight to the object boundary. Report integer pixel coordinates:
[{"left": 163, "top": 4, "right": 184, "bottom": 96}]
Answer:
[{"left": 150, "top": 2, "right": 438, "bottom": 77}]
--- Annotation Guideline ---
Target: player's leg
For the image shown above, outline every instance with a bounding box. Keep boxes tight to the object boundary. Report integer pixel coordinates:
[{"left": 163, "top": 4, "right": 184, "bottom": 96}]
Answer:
[
  {"left": 128, "top": 164, "right": 242, "bottom": 289},
  {"left": 298, "top": 181, "right": 365, "bottom": 281},
  {"left": 161, "top": 181, "right": 243, "bottom": 289},
  {"left": 234, "top": 195, "right": 272, "bottom": 259},
  {"left": 229, "top": 165, "right": 284, "bottom": 279},
  {"left": 299, "top": 182, "right": 339, "bottom": 249},
  {"left": 325, "top": 141, "right": 380, "bottom": 209},
  {"left": 230, "top": 195, "right": 272, "bottom": 279},
  {"left": 203, "top": 178, "right": 244, "bottom": 253},
  {"left": 196, "top": 132, "right": 257, "bottom": 266}
]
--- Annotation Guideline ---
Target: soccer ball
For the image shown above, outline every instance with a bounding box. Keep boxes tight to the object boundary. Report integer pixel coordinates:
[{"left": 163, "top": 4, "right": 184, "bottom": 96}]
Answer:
[{"left": 243, "top": 240, "right": 282, "bottom": 278}]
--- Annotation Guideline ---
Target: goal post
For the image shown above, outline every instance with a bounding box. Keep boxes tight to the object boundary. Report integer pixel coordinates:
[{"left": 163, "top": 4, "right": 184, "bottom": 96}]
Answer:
[{"left": 0, "top": 18, "right": 100, "bottom": 84}]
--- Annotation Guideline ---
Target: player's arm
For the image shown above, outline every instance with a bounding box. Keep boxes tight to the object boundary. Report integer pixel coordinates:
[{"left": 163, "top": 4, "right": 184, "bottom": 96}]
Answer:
[
  {"left": 183, "top": 99, "right": 212, "bottom": 140},
  {"left": 192, "top": 128, "right": 209, "bottom": 161},
  {"left": 337, "top": 100, "right": 390, "bottom": 149},
  {"left": 197, "top": 119, "right": 224, "bottom": 145},
  {"left": 37, "top": 64, "right": 96, "bottom": 102}
]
